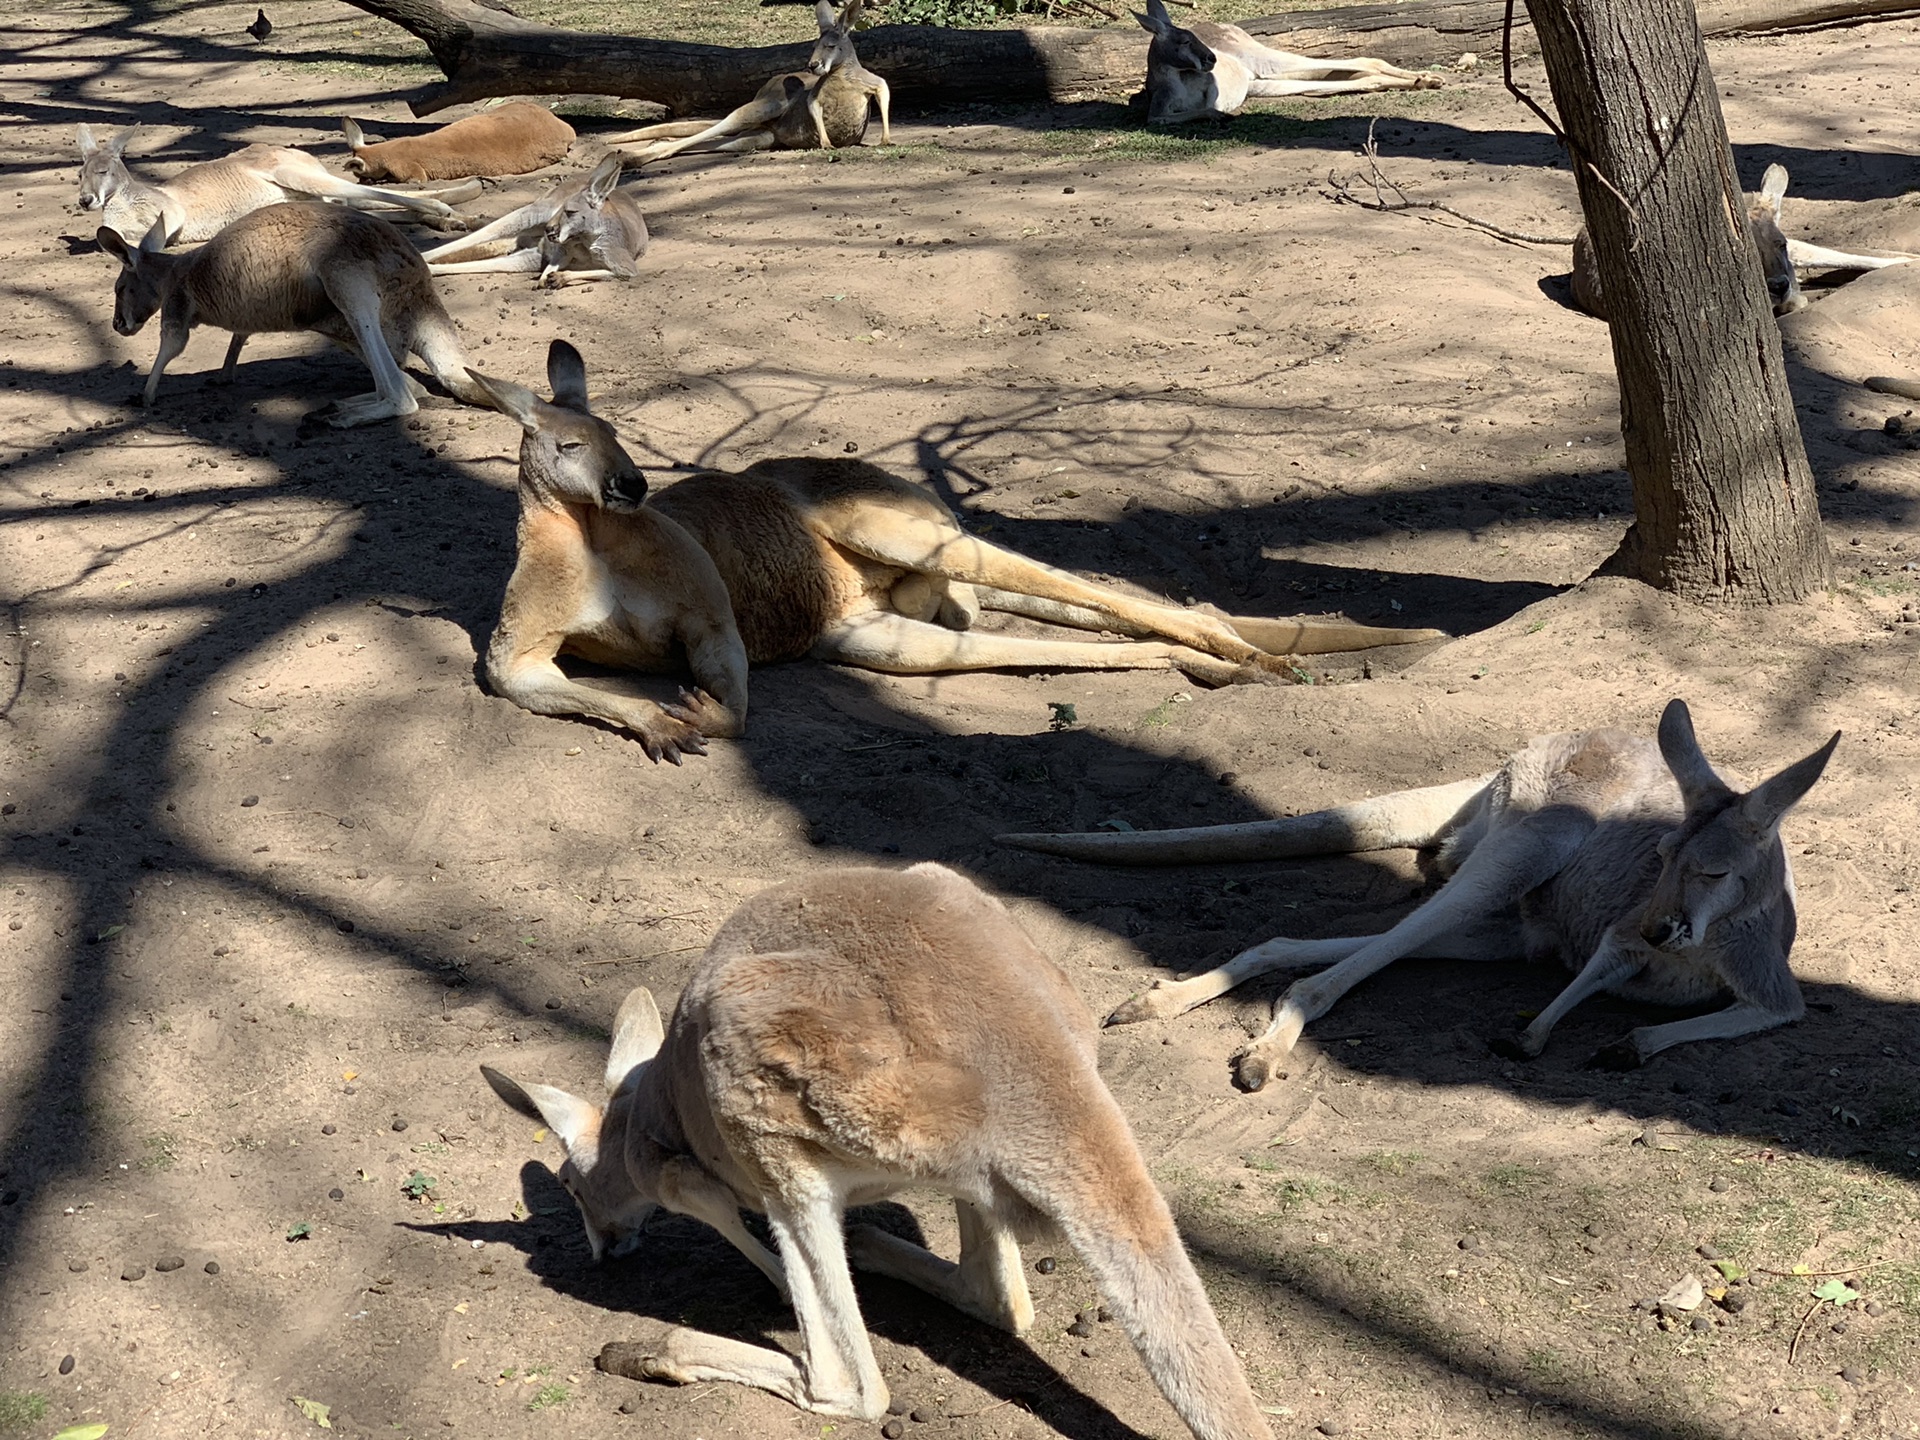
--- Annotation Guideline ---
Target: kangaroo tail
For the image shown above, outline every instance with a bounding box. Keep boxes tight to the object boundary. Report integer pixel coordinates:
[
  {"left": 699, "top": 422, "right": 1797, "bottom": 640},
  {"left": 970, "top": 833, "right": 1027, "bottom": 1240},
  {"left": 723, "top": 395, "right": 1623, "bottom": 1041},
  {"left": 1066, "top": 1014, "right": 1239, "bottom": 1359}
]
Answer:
[
  {"left": 1865, "top": 375, "right": 1920, "bottom": 401},
  {"left": 998, "top": 773, "right": 1492, "bottom": 865},
  {"left": 408, "top": 299, "right": 492, "bottom": 409},
  {"left": 1223, "top": 614, "right": 1447, "bottom": 655},
  {"left": 1023, "top": 1099, "right": 1269, "bottom": 1440}
]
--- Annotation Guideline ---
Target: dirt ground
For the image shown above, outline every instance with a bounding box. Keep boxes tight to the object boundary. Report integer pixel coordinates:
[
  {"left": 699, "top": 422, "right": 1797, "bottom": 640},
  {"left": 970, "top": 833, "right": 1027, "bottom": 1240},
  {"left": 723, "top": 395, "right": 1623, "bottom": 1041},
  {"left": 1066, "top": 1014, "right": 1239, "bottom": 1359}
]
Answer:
[{"left": 3, "top": 2, "right": 1919, "bottom": 1438}]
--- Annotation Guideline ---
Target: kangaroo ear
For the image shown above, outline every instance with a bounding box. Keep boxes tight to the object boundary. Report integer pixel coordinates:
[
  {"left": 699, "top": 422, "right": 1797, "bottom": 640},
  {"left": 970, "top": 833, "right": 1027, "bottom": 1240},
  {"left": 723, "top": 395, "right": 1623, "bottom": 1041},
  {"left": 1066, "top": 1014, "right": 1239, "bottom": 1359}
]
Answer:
[
  {"left": 110, "top": 125, "right": 138, "bottom": 157},
  {"left": 481, "top": 1066, "right": 602, "bottom": 1153},
  {"left": 1133, "top": 5, "right": 1163, "bottom": 31},
  {"left": 815, "top": 0, "right": 838, "bottom": 31},
  {"left": 341, "top": 117, "right": 366, "bottom": 149},
  {"left": 465, "top": 368, "right": 543, "bottom": 430},
  {"left": 1758, "top": 163, "right": 1789, "bottom": 213},
  {"left": 78, "top": 124, "right": 98, "bottom": 156},
  {"left": 841, "top": 0, "right": 865, "bottom": 27},
  {"left": 605, "top": 987, "right": 665, "bottom": 1095},
  {"left": 546, "top": 338, "right": 590, "bottom": 411},
  {"left": 137, "top": 216, "right": 168, "bottom": 254},
  {"left": 98, "top": 227, "right": 135, "bottom": 265},
  {"left": 1737, "top": 729, "right": 1839, "bottom": 836},
  {"left": 1658, "top": 699, "right": 1733, "bottom": 810},
  {"left": 585, "top": 153, "right": 623, "bottom": 203}
]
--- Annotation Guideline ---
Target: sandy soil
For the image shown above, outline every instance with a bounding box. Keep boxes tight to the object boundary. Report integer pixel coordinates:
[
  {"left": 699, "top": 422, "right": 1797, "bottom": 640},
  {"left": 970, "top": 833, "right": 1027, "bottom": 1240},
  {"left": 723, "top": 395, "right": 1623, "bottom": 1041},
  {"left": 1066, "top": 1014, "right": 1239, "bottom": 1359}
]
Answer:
[{"left": 1, "top": 4, "right": 1918, "bottom": 1439}]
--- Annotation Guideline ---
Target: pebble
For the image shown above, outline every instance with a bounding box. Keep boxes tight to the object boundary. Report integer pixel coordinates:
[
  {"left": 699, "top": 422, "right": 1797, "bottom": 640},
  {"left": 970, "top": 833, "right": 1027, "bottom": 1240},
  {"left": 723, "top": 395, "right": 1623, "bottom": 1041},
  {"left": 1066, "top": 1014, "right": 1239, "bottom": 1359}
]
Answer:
[
  {"left": 617, "top": 1399, "right": 637, "bottom": 1415},
  {"left": 1034, "top": 1256, "right": 1056, "bottom": 1274},
  {"left": 321, "top": 1124, "right": 336, "bottom": 1136},
  {"left": 204, "top": 1260, "right": 221, "bottom": 1275},
  {"left": 68, "top": 1259, "right": 88, "bottom": 1273},
  {"left": 1317, "top": 1422, "right": 1344, "bottom": 1437},
  {"left": 1831, "top": 1320, "right": 1848, "bottom": 1335},
  {"left": 883, "top": 1422, "right": 905, "bottom": 1440},
  {"left": 1708, "top": 1177, "right": 1730, "bottom": 1193},
  {"left": 329, "top": 1187, "right": 345, "bottom": 1201},
  {"left": 121, "top": 1263, "right": 145, "bottom": 1282},
  {"left": 1866, "top": 1301, "right": 1884, "bottom": 1317},
  {"left": 1697, "top": 1243, "right": 1722, "bottom": 1259},
  {"left": 1690, "top": 1314, "right": 1713, "bottom": 1332},
  {"left": 338, "top": 919, "right": 356, "bottom": 934},
  {"left": 909, "top": 1406, "right": 938, "bottom": 1423},
  {"left": 1584, "top": 1222, "right": 1603, "bottom": 1238},
  {"left": 1096, "top": 1305, "right": 1112, "bottom": 1323},
  {"left": 153, "top": 1255, "right": 184, "bottom": 1272},
  {"left": 1841, "top": 1367, "right": 1862, "bottom": 1384},
  {"left": 1080, "top": 1345, "right": 1094, "bottom": 1357},
  {"left": 1720, "top": 1290, "right": 1748, "bottom": 1314},
  {"left": 240, "top": 795, "right": 259, "bottom": 808},
  {"left": 58, "top": 1354, "right": 75, "bottom": 1375},
  {"left": 885, "top": 1399, "right": 909, "bottom": 1416},
  {"left": 1066, "top": 1315, "right": 1095, "bottom": 1338},
  {"left": 391, "top": 1117, "right": 409, "bottom": 1132}
]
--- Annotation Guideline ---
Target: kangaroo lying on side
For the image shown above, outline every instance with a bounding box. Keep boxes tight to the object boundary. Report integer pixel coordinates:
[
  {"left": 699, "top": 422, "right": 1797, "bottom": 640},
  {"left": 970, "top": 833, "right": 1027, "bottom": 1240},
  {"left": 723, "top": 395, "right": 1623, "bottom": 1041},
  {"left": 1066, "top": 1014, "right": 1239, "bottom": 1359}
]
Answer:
[
  {"left": 1571, "top": 163, "right": 1909, "bottom": 320},
  {"left": 421, "top": 156, "right": 648, "bottom": 285},
  {"left": 605, "top": 0, "right": 891, "bottom": 165},
  {"left": 76, "top": 124, "right": 471, "bottom": 246},
  {"left": 100, "top": 204, "right": 491, "bottom": 427},
  {"left": 468, "top": 340, "right": 1444, "bottom": 762},
  {"left": 482, "top": 863, "right": 1270, "bottom": 1437},
  {"left": 340, "top": 102, "right": 575, "bottom": 182},
  {"left": 1002, "top": 700, "right": 1838, "bottom": 1092},
  {"left": 1135, "top": 0, "right": 1437, "bottom": 125}
]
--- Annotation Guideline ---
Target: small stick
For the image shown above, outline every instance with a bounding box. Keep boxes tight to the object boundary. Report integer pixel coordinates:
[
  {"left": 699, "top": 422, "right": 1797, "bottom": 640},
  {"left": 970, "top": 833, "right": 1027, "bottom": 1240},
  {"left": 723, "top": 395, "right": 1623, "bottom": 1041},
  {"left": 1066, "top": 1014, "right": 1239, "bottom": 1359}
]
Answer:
[
  {"left": 1787, "top": 1297, "right": 1822, "bottom": 1365},
  {"left": 1757, "top": 1260, "right": 1891, "bottom": 1279},
  {"left": 579, "top": 944, "right": 703, "bottom": 965},
  {"left": 1328, "top": 118, "right": 1577, "bottom": 247}
]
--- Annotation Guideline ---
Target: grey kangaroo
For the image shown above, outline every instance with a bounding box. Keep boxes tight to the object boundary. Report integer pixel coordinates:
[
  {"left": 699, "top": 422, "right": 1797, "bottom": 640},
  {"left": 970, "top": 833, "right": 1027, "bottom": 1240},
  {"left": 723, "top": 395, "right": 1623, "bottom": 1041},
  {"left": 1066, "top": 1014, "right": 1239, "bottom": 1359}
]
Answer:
[
  {"left": 481, "top": 863, "right": 1270, "bottom": 1438},
  {"left": 1002, "top": 700, "right": 1838, "bottom": 1092}
]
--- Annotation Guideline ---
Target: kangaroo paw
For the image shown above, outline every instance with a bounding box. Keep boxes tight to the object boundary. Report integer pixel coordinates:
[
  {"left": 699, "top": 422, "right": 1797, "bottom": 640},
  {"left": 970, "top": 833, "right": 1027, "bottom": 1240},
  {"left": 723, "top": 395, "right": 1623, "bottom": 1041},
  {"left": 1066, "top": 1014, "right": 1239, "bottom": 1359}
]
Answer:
[
  {"left": 1584, "top": 1040, "right": 1642, "bottom": 1071},
  {"left": 1230, "top": 1044, "right": 1287, "bottom": 1093},
  {"left": 1104, "top": 980, "right": 1190, "bottom": 1026},
  {"left": 596, "top": 1339, "right": 690, "bottom": 1386}
]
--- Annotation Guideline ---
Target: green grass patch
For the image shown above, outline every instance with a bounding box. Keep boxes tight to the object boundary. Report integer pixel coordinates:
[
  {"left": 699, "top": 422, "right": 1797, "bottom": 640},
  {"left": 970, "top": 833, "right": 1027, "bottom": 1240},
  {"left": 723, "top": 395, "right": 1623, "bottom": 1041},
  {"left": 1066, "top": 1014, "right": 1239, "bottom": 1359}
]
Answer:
[
  {"left": 140, "top": 1131, "right": 179, "bottom": 1172},
  {"left": 1361, "top": 1150, "right": 1424, "bottom": 1175},
  {"left": 0, "top": 1393, "right": 48, "bottom": 1430},
  {"left": 1483, "top": 1162, "right": 1549, "bottom": 1196},
  {"left": 528, "top": 1383, "right": 569, "bottom": 1411}
]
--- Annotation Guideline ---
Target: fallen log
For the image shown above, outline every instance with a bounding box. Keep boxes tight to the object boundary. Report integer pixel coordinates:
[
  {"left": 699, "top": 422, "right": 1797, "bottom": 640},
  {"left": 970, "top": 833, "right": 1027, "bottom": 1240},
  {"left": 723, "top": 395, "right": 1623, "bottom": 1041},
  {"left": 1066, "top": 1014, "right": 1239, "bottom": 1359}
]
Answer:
[{"left": 336, "top": 0, "right": 1920, "bottom": 117}]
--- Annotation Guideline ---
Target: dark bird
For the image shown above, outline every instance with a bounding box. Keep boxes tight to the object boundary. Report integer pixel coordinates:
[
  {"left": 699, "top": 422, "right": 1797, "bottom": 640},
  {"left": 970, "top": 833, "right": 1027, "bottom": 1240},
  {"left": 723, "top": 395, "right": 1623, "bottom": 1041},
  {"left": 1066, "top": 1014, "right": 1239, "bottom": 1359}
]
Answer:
[{"left": 246, "top": 8, "right": 272, "bottom": 41}]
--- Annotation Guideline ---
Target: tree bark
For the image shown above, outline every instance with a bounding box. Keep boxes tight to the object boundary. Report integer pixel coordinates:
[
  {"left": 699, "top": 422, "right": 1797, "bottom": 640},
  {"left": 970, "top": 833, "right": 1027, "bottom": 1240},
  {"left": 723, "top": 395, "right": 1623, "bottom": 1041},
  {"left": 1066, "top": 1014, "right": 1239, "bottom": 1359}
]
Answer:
[
  {"left": 1524, "top": 0, "right": 1829, "bottom": 602},
  {"left": 336, "top": 0, "right": 1920, "bottom": 115}
]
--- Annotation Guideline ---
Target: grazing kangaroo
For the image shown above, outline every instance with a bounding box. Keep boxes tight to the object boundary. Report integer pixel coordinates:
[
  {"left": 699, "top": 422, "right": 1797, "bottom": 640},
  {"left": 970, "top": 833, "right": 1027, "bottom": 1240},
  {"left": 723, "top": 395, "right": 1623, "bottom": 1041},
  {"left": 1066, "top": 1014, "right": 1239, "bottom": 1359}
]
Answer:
[
  {"left": 1002, "top": 700, "right": 1838, "bottom": 1092},
  {"left": 1135, "top": 0, "right": 1437, "bottom": 125},
  {"left": 481, "top": 863, "right": 1270, "bottom": 1437},
  {"left": 75, "top": 124, "right": 470, "bottom": 246},
  {"left": 468, "top": 340, "right": 1443, "bottom": 762},
  {"left": 604, "top": 0, "right": 891, "bottom": 165},
  {"left": 422, "top": 155, "right": 648, "bottom": 286},
  {"left": 340, "top": 102, "right": 576, "bottom": 183},
  {"left": 1571, "top": 163, "right": 1909, "bottom": 320},
  {"left": 99, "top": 204, "right": 491, "bottom": 427}
]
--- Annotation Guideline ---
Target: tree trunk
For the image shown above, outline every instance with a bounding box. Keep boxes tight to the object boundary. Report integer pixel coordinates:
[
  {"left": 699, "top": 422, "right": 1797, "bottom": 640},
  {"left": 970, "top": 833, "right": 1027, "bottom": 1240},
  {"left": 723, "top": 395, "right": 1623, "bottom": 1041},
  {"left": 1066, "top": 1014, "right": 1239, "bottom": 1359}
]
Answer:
[
  {"left": 337, "top": 0, "right": 1920, "bottom": 116},
  {"left": 1524, "top": 0, "right": 1829, "bottom": 602}
]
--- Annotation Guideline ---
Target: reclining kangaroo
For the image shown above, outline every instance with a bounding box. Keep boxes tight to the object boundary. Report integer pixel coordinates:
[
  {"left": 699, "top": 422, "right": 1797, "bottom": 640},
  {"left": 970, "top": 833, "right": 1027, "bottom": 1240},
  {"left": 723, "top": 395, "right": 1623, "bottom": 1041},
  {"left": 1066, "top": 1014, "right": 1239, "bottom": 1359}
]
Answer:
[
  {"left": 1135, "top": 0, "right": 1437, "bottom": 125},
  {"left": 100, "top": 203, "right": 490, "bottom": 427},
  {"left": 76, "top": 124, "right": 471, "bottom": 246},
  {"left": 1002, "top": 700, "right": 1838, "bottom": 1092},
  {"left": 1571, "top": 163, "right": 1908, "bottom": 320},
  {"left": 604, "top": 0, "right": 891, "bottom": 164},
  {"left": 421, "top": 155, "right": 648, "bottom": 285},
  {"left": 468, "top": 340, "right": 1444, "bottom": 762},
  {"left": 481, "top": 862, "right": 1270, "bottom": 1437}
]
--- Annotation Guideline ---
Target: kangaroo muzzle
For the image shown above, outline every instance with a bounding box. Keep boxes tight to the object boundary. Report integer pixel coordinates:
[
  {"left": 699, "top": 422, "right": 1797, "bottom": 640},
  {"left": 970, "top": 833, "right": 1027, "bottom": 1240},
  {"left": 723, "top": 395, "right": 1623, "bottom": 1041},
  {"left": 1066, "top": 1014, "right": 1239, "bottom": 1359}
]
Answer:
[
  {"left": 602, "top": 470, "right": 648, "bottom": 511},
  {"left": 1640, "top": 914, "right": 1689, "bottom": 951}
]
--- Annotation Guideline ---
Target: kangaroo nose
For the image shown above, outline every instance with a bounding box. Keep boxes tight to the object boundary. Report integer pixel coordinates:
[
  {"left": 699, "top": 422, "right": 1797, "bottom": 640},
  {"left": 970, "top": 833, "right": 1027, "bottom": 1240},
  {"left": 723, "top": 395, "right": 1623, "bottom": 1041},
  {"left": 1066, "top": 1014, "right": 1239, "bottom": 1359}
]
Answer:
[
  {"left": 603, "top": 469, "right": 647, "bottom": 509},
  {"left": 1641, "top": 916, "right": 1680, "bottom": 949}
]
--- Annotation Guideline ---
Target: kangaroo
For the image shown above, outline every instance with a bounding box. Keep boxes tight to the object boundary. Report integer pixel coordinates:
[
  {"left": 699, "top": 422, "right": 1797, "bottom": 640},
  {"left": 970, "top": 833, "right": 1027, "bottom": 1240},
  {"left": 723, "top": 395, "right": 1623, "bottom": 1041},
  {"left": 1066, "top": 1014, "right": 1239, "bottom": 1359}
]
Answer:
[
  {"left": 1001, "top": 700, "right": 1838, "bottom": 1092},
  {"left": 99, "top": 203, "right": 491, "bottom": 427},
  {"left": 1134, "top": 0, "right": 1437, "bottom": 126},
  {"left": 421, "top": 155, "right": 648, "bottom": 286},
  {"left": 481, "top": 862, "right": 1271, "bottom": 1437},
  {"left": 467, "top": 340, "right": 1444, "bottom": 762},
  {"left": 604, "top": 0, "right": 891, "bottom": 165},
  {"left": 1571, "top": 164, "right": 1909, "bottom": 320},
  {"left": 75, "top": 124, "right": 471, "bottom": 246},
  {"left": 340, "top": 102, "right": 575, "bottom": 183}
]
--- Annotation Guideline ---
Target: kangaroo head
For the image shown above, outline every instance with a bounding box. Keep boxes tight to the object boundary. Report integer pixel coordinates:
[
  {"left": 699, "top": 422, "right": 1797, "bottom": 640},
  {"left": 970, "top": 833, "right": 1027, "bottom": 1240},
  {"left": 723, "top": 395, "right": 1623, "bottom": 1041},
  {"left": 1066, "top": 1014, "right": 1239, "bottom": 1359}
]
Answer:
[
  {"left": 1134, "top": 0, "right": 1216, "bottom": 75},
  {"left": 481, "top": 987, "right": 667, "bottom": 1262},
  {"left": 1748, "top": 164, "right": 1803, "bottom": 317},
  {"left": 1639, "top": 698, "right": 1839, "bottom": 952},
  {"left": 809, "top": 0, "right": 862, "bottom": 75},
  {"left": 543, "top": 155, "right": 625, "bottom": 258},
  {"left": 466, "top": 339, "right": 648, "bottom": 511},
  {"left": 76, "top": 123, "right": 136, "bottom": 212},
  {"left": 97, "top": 219, "right": 170, "bottom": 336}
]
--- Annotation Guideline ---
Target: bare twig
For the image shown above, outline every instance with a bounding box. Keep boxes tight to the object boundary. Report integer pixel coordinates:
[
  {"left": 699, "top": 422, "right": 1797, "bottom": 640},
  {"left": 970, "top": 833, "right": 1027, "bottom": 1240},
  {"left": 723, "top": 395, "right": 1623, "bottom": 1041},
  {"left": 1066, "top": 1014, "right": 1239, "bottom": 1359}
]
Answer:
[
  {"left": 1328, "top": 119, "right": 1577, "bottom": 247},
  {"left": 1501, "top": 0, "right": 1638, "bottom": 241},
  {"left": 1787, "top": 1297, "right": 1822, "bottom": 1364},
  {"left": 1758, "top": 1259, "right": 1892, "bottom": 1279},
  {"left": 579, "top": 943, "right": 702, "bottom": 965}
]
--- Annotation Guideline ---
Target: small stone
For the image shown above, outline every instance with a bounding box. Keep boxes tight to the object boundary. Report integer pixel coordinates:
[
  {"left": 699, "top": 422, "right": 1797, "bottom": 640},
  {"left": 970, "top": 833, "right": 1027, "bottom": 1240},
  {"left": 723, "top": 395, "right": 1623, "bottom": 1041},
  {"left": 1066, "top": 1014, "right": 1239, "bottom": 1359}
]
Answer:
[
  {"left": 1841, "top": 1367, "right": 1863, "bottom": 1384},
  {"left": 1866, "top": 1301, "right": 1884, "bottom": 1317},
  {"left": 68, "top": 1258, "right": 89, "bottom": 1273},
  {"left": 121, "top": 1263, "right": 146, "bottom": 1282},
  {"left": 617, "top": 1399, "right": 638, "bottom": 1415},
  {"left": 204, "top": 1260, "right": 221, "bottom": 1275},
  {"left": 1, "top": 802, "right": 14, "bottom": 814},
  {"left": 1066, "top": 1316, "right": 1095, "bottom": 1338},
  {"left": 321, "top": 1123, "right": 336, "bottom": 1136},
  {"left": 1080, "top": 1345, "right": 1094, "bottom": 1357},
  {"left": 909, "top": 1406, "right": 938, "bottom": 1423},
  {"left": 1317, "top": 1422, "right": 1344, "bottom": 1437},
  {"left": 1708, "top": 1177, "right": 1730, "bottom": 1193},
  {"left": 1697, "top": 1243, "right": 1722, "bottom": 1259},
  {"left": 337, "top": 919, "right": 356, "bottom": 934},
  {"left": 1034, "top": 1256, "right": 1056, "bottom": 1274},
  {"left": 883, "top": 1422, "right": 906, "bottom": 1440},
  {"left": 1720, "top": 1290, "right": 1749, "bottom": 1314},
  {"left": 59, "top": 1354, "right": 75, "bottom": 1375},
  {"left": 153, "top": 1255, "right": 184, "bottom": 1272},
  {"left": 1690, "top": 1314, "right": 1713, "bottom": 1332},
  {"left": 391, "top": 1117, "right": 409, "bottom": 1132},
  {"left": 1775, "top": 1098, "right": 1802, "bottom": 1117},
  {"left": 329, "top": 1187, "right": 345, "bottom": 1201},
  {"left": 1831, "top": 1320, "right": 1848, "bottom": 1335},
  {"left": 1096, "top": 1305, "right": 1112, "bottom": 1323},
  {"left": 544, "top": 999, "right": 561, "bottom": 1010},
  {"left": 240, "top": 795, "right": 259, "bottom": 808},
  {"left": 1584, "top": 1222, "right": 1602, "bottom": 1238}
]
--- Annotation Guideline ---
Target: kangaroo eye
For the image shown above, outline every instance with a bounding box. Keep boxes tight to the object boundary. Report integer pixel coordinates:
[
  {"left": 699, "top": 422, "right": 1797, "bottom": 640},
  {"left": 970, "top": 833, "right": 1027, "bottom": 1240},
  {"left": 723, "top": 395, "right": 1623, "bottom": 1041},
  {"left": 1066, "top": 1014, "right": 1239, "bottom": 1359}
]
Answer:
[
  {"left": 1695, "top": 866, "right": 1730, "bottom": 879},
  {"left": 558, "top": 440, "right": 586, "bottom": 454}
]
